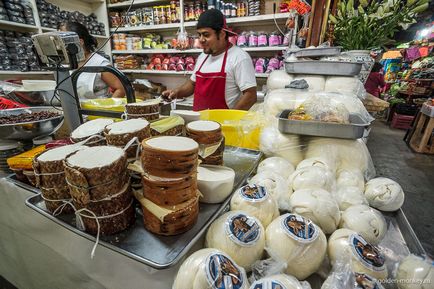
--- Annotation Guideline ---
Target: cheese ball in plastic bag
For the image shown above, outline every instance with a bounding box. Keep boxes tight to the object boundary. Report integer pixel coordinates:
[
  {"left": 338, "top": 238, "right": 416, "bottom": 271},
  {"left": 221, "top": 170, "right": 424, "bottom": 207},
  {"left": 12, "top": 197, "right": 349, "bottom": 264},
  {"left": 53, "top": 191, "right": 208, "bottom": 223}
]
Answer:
[
  {"left": 289, "top": 166, "right": 335, "bottom": 192},
  {"left": 173, "top": 248, "right": 249, "bottom": 289},
  {"left": 267, "top": 70, "right": 294, "bottom": 91},
  {"left": 296, "top": 157, "right": 337, "bottom": 175},
  {"left": 396, "top": 254, "right": 434, "bottom": 289},
  {"left": 257, "top": 156, "right": 295, "bottom": 180},
  {"left": 260, "top": 126, "right": 303, "bottom": 166},
  {"left": 333, "top": 186, "right": 369, "bottom": 211},
  {"left": 250, "top": 274, "right": 309, "bottom": 289},
  {"left": 328, "top": 229, "right": 388, "bottom": 280},
  {"left": 230, "top": 184, "right": 279, "bottom": 228},
  {"left": 339, "top": 205, "right": 387, "bottom": 245},
  {"left": 249, "top": 171, "right": 292, "bottom": 211},
  {"left": 336, "top": 168, "right": 365, "bottom": 191},
  {"left": 265, "top": 213, "right": 327, "bottom": 280},
  {"left": 289, "top": 188, "right": 340, "bottom": 234},
  {"left": 263, "top": 88, "right": 313, "bottom": 118},
  {"left": 364, "top": 177, "right": 405, "bottom": 212},
  {"left": 205, "top": 211, "right": 265, "bottom": 270}
]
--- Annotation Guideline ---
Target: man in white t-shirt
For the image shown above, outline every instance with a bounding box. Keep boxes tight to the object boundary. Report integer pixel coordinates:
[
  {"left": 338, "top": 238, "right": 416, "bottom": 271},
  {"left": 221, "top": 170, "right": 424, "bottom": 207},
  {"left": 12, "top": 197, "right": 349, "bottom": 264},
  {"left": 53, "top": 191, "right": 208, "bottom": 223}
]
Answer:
[{"left": 162, "top": 9, "right": 257, "bottom": 111}]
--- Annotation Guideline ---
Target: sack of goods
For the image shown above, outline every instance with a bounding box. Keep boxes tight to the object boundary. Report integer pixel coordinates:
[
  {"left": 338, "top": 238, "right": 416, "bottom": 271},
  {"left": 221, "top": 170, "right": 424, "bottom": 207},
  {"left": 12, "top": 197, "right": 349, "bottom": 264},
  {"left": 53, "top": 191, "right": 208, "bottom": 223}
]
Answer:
[
  {"left": 138, "top": 136, "right": 200, "bottom": 235},
  {"left": 104, "top": 118, "right": 150, "bottom": 159},
  {"left": 64, "top": 146, "right": 135, "bottom": 235},
  {"left": 186, "top": 120, "right": 225, "bottom": 166},
  {"left": 33, "top": 144, "right": 86, "bottom": 214},
  {"left": 124, "top": 99, "right": 160, "bottom": 121},
  {"left": 70, "top": 119, "right": 113, "bottom": 146}
]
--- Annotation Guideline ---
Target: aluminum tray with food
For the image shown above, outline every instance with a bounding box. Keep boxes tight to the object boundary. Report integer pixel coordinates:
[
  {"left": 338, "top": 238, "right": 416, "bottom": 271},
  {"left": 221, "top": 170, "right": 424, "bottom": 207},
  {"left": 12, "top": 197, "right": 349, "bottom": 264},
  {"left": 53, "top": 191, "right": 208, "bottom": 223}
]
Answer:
[
  {"left": 293, "top": 47, "right": 342, "bottom": 58},
  {"left": 285, "top": 60, "right": 362, "bottom": 76},
  {"left": 278, "top": 109, "right": 370, "bottom": 139},
  {"left": 23, "top": 146, "right": 262, "bottom": 269},
  {"left": 0, "top": 106, "right": 64, "bottom": 141}
]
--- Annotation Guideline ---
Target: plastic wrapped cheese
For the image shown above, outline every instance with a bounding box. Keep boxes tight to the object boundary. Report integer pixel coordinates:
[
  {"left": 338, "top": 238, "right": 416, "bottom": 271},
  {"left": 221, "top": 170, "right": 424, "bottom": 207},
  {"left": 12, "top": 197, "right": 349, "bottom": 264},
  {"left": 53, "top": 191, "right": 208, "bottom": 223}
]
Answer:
[
  {"left": 288, "top": 166, "right": 335, "bottom": 192},
  {"left": 396, "top": 254, "right": 434, "bottom": 289},
  {"left": 257, "top": 157, "right": 295, "bottom": 180},
  {"left": 296, "top": 157, "right": 336, "bottom": 175},
  {"left": 296, "top": 75, "right": 326, "bottom": 92},
  {"left": 173, "top": 248, "right": 249, "bottom": 289},
  {"left": 324, "top": 76, "right": 366, "bottom": 99},
  {"left": 250, "top": 274, "right": 308, "bottom": 289},
  {"left": 289, "top": 188, "right": 340, "bottom": 234},
  {"left": 263, "top": 88, "right": 314, "bottom": 118},
  {"left": 249, "top": 170, "right": 292, "bottom": 211},
  {"left": 328, "top": 229, "right": 388, "bottom": 280},
  {"left": 333, "top": 186, "right": 369, "bottom": 211},
  {"left": 260, "top": 126, "right": 303, "bottom": 166},
  {"left": 205, "top": 211, "right": 265, "bottom": 270},
  {"left": 364, "top": 177, "right": 405, "bottom": 212},
  {"left": 230, "top": 184, "right": 279, "bottom": 228},
  {"left": 267, "top": 70, "right": 294, "bottom": 90},
  {"left": 265, "top": 213, "right": 327, "bottom": 280},
  {"left": 336, "top": 168, "right": 365, "bottom": 191},
  {"left": 339, "top": 205, "right": 387, "bottom": 245}
]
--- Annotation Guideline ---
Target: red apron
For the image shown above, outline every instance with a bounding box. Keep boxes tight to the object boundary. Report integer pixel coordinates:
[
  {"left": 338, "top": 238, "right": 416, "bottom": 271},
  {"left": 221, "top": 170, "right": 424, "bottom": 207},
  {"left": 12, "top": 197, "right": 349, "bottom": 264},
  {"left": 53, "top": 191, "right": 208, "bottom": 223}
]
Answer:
[{"left": 193, "top": 48, "right": 229, "bottom": 111}]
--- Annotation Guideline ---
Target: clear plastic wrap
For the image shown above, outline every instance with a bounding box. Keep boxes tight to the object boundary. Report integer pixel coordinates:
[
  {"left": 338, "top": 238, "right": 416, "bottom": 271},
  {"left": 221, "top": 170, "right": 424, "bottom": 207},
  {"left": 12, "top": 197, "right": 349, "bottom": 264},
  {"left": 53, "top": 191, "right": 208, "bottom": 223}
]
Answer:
[
  {"left": 324, "top": 76, "right": 367, "bottom": 100},
  {"left": 288, "top": 166, "right": 336, "bottom": 192},
  {"left": 257, "top": 156, "right": 296, "bottom": 179},
  {"left": 267, "top": 70, "right": 295, "bottom": 91},
  {"left": 395, "top": 254, "right": 434, "bottom": 289},
  {"left": 333, "top": 186, "right": 369, "bottom": 211},
  {"left": 336, "top": 168, "right": 365, "bottom": 191},
  {"left": 296, "top": 157, "right": 337, "bottom": 175},
  {"left": 320, "top": 254, "right": 355, "bottom": 289},
  {"left": 172, "top": 248, "right": 249, "bottom": 289},
  {"left": 289, "top": 188, "right": 341, "bottom": 235},
  {"left": 295, "top": 75, "right": 326, "bottom": 92},
  {"left": 263, "top": 88, "right": 314, "bottom": 118},
  {"left": 205, "top": 211, "right": 265, "bottom": 271},
  {"left": 364, "top": 177, "right": 405, "bottom": 212},
  {"left": 250, "top": 274, "right": 312, "bottom": 289}
]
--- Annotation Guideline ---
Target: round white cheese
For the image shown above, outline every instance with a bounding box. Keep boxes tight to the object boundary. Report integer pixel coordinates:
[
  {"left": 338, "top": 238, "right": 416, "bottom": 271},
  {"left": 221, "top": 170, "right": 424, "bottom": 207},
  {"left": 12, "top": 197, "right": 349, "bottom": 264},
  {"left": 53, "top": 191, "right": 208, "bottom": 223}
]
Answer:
[
  {"left": 66, "top": 146, "right": 124, "bottom": 169},
  {"left": 71, "top": 118, "right": 114, "bottom": 139},
  {"left": 364, "top": 177, "right": 405, "bottom": 212},
  {"left": 328, "top": 229, "right": 388, "bottom": 280},
  {"left": 128, "top": 99, "right": 160, "bottom": 106},
  {"left": 289, "top": 188, "right": 340, "bottom": 234},
  {"left": 289, "top": 166, "right": 335, "bottom": 192},
  {"left": 266, "top": 70, "right": 294, "bottom": 90},
  {"left": 296, "top": 157, "right": 336, "bottom": 174},
  {"left": 145, "top": 136, "right": 198, "bottom": 152},
  {"left": 205, "top": 211, "right": 265, "bottom": 270},
  {"left": 230, "top": 184, "right": 279, "bottom": 228},
  {"left": 396, "top": 254, "right": 434, "bottom": 289},
  {"left": 187, "top": 120, "right": 220, "bottom": 131},
  {"left": 197, "top": 165, "right": 235, "bottom": 204},
  {"left": 250, "top": 274, "right": 306, "bottom": 289},
  {"left": 265, "top": 213, "right": 327, "bottom": 280},
  {"left": 173, "top": 248, "right": 249, "bottom": 289},
  {"left": 105, "top": 118, "right": 149, "bottom": 135},
  {"left": 257, "top": 157, "right": 295, "bottom": 180},
  {"left": 249, "top": 171, "right": 292, "bottom": 211},
  {"left": 339, "top": 205, "right": 387, "bottom": 245},
  {"left": 296, "top": 75, "right": 326, "bottom": 92},
  {"left": 37, "top": 144, "right": 86, "bottom": 162},
  {"left": 333, "top": 186, "right": 369, "bottom": 211},
  {"left": 336, "top": 168, "right": 365, "bottom": 191}
]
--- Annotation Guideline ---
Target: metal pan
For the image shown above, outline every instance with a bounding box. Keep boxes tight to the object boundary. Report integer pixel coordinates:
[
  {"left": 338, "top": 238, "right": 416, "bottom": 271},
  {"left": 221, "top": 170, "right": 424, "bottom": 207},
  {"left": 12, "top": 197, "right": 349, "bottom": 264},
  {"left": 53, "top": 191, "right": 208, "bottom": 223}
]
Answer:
[
  {"left": 293, "top": 47, "right": 342, "bottom": 58},
  {"left": 285, "top": 60, "right": 362, "bottom": 76},
  {"left": 278, "top": 110, "right": 370, "bottom": 139}
]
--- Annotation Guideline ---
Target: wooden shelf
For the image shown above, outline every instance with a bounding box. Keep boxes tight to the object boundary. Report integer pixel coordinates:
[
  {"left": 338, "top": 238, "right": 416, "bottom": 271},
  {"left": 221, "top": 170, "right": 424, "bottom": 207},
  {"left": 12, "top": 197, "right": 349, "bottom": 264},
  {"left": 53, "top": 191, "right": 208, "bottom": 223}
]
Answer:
[
  {"left": 0, "top": 20, "right": 39, "bottom": 31},
  {"left": 112, "top": 46, "right": 286, "bottom": 54},
  {"left": 109, "top": 13, "right": 291, "bottom": 32}
]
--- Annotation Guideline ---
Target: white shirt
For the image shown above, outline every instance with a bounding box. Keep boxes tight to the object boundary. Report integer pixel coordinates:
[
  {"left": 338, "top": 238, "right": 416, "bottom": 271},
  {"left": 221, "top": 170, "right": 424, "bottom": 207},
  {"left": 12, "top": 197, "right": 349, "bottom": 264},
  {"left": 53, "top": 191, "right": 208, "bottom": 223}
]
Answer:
[
  {"left": 76, "top": 53, "right": 111, "bottom": 99},
  {"left": 190, "top": 45, "right": 257, "bottom": 108}
]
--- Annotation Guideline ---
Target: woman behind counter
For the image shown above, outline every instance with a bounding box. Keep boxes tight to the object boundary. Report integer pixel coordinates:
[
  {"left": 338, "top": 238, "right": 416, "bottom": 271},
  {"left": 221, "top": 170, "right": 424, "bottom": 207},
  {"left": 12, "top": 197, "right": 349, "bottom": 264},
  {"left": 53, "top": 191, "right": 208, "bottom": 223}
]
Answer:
[{"left": 59, "top": 21, "right": 125, "bottom": 99}]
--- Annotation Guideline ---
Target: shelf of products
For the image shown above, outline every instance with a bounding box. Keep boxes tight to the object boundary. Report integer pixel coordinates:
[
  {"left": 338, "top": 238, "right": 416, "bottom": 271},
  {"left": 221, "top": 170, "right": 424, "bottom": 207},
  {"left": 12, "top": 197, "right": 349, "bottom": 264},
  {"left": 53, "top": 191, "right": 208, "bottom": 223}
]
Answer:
[
  {"left": 107, "top": 0, "right": 166, "bottom": 8},
  {"left": 0, "top": 20, "right": 38, "bottom": 31},
  {"left": 112, "top": 46, "right": 286, "bottom": 54},
  {"left": 40, "top": 26, "right": 108, "bottom": 39},
  {"left": 120, "top": 69, "right": 270, "bottom": 78}
]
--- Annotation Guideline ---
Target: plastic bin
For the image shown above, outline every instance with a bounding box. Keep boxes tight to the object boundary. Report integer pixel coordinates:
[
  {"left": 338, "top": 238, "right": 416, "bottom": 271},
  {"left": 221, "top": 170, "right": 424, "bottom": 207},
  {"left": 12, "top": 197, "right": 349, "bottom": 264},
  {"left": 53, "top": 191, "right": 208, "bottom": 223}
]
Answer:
[
  {"left": 199, "top": 109, "right": 261, "bottom": 150},
  {"left": 80, "top": 98, "right": 127, "bottom": 120},
  {"left": 391, "top": 113, "right": 415, "bottom": 130}
]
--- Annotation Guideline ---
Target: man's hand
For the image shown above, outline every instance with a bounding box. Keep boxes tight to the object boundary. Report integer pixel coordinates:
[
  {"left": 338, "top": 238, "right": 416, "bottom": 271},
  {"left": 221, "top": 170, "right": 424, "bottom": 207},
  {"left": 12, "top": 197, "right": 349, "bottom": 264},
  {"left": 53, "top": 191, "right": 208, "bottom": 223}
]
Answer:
[
  {"left": 161, "top": 80, "right": 195, "bottom": 101},
  {"left": 161, "top": 89, "right": 179, "bottom": 101}
]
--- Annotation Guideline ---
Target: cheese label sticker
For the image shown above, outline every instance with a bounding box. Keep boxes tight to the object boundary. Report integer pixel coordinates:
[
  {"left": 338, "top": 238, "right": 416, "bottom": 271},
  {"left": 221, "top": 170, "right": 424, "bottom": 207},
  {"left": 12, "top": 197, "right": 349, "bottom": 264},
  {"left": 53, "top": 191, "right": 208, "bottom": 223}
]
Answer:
[
  {"left": 225, "top": 213, "right": 261, "bottom": 246},
  {"left": 355, "top": 273, "right": 385, "bottom": 289},
  {"left": 281, "top": 214, "right": 318, "bottom": 243},
  {"left": 239, "top": 184, "right": 268, "bottom": 202},
  {"left": 251, "top": 280, "right": 287, "bottom": 289},
  {"left": 349, "top": 234, "right": 386, "bottom": 271},
  {"left": 206, "top": 253, "right": 244, "bottom": 289}
]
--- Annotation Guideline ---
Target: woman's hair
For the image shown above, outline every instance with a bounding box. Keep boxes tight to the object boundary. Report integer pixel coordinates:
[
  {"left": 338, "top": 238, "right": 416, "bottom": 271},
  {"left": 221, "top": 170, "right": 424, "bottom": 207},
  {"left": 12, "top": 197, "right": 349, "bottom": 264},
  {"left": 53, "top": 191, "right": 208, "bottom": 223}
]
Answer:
[
  {"left": 62, "top": 21, "right": 97, "bottom": 52},
  {"left": 371, "top": 62, "right": 383, "bottom": 73}
]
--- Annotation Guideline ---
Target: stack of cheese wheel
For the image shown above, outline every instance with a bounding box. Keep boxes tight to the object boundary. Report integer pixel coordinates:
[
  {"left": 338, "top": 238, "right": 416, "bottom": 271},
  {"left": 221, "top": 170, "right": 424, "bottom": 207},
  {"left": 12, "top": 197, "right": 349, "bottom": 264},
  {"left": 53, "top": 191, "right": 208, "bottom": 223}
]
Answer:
[
  {"left": 64, "top": 146, "right": 135, "bottom": 235},
  {"left": 140, "top": 136, "right": 200, "bottom": 235},
  {"left": 186, "top": 120, "right": 224, "bottom": 166},
  {"left": 104, "top": 119, "right": 150, "bottom": 158},
  {"left": 125, "top": 99, "right": 160, "bottom": 121},
  {"left": 33, "top": 144, "right": 85, "bottom": 214},
  {"left": 70, "top": 119, "right": 113, "bottom": 146}
]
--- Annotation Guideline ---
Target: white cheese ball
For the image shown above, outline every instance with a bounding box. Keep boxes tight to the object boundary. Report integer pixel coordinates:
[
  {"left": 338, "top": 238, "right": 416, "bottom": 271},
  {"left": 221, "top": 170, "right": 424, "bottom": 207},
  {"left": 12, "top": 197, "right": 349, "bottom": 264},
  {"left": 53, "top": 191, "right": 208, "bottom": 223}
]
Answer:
[
  {"left": 267, "top": 70, "right": 294, "bottom": 91},
  {"left": 396, "top": 255, "right": 434, "bottom": 289},
  {"left": 289, "top": 166, "right": 335, "bottom": 192},
  {"left": 328, "top": 229, "right": 388, "bottom": 280},
  {"left": 260, "top": 126, "right": 303, "bottom": 166},
  {"left": 296, "top": 75, "right": 326, "bottom": 92},
  {"left": 296, "top": 157, "right": 336, "bottom": 174},
  {"left": 336, "top": 168, "right": 365, "bottom": 191},
  {"left": 250, "top": 171, "right": 292, "bottom": 211},
  {"left": 339, "top": 205, "right": 387, "bottom": 245},
  {"left": 250, "top": 274, "right": 307, "bottom": 289},
  {"left": 205, "top": 211, "right": 265, "bottom": 270},
  {"left": 289, "top": 188, "right": 340, "bottom": 234},
  {"left": 364, "top": 177, "right": 405, "bottom": 212},
  {"left": 173, "top": 248, "right": 249, "bottom": 289},
  {"left": 257, "top": 157, "right": 295, "bottom": 180},
  {"left": 266, "top": 213, "right": 327, "bottom": 280},
  {"left": 333, "top": 186, "right": 369, "bottom": 211},
  {"left": 230, "top": 184, "right": 279, "bottom": 228}
]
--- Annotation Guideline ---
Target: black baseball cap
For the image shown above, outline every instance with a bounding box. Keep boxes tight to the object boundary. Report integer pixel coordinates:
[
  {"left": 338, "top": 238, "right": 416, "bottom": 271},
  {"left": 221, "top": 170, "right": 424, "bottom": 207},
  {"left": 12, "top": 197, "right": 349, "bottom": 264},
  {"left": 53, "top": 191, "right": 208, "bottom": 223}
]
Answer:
[{"left": 197, "top": 9, "right": 237, "bottom": 35}]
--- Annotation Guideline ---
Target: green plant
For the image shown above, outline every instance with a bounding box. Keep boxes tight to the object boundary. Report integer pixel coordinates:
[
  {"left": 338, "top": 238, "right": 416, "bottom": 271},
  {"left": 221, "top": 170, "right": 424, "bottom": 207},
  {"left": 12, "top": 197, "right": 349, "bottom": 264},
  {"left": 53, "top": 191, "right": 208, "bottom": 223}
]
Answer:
[{"left": 329, "top": 0, "right": 429, "bottom": 50}]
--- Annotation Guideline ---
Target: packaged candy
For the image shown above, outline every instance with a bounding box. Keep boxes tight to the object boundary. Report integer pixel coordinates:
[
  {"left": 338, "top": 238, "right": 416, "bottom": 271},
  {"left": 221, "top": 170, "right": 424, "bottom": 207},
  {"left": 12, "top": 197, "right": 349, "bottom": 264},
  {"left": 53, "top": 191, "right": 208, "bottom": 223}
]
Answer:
[{"left": 258, "top": 32, "right": 268, "bottom": 47}]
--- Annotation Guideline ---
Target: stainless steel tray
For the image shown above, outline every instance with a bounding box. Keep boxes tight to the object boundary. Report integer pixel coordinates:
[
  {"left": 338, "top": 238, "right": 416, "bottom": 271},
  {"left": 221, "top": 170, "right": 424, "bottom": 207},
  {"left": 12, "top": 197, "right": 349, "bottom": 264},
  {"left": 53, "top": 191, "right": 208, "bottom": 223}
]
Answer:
[
  {"left": 285, "top": 60, "right": 362, "bottom": 76},
  {"left": 6, "top": 173, "right": 41, "bottom": 194},
  {"left": 293, "top": 47, "right": 342, "bottom": 58},
  {"left": 278, "top": 110, "right": 370, "bottom": 139},
  {"left": 24, "top": 146, "right": 262, "bottom": 269}
]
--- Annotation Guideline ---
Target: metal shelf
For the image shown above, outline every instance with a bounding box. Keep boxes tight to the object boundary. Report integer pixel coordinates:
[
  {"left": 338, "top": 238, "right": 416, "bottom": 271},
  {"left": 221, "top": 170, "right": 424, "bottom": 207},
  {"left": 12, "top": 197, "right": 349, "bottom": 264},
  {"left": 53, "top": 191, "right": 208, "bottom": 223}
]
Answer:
[
  {"left": 112, "top": 46, "right": 285, "bottom": 54},
  {"left": 41, "top": 27, "right": 107, "bottom": 38},
  {"left": 120, "top": 69, "right": 269, "bottom": 78},
  {"left": 0, "top": 71, "right": 53, "bottom": 75}
]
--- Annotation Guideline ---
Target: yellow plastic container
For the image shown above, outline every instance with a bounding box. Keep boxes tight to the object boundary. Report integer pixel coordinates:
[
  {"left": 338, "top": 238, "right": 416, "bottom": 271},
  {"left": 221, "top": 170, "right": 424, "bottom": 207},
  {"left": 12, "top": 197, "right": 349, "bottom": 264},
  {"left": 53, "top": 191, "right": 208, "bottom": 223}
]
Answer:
[
  {"left": 80, "top": 98, "right": 127, "bottom": 120},
  {"left": 199, "top": 109, "right": 260, "bottom": 150}
]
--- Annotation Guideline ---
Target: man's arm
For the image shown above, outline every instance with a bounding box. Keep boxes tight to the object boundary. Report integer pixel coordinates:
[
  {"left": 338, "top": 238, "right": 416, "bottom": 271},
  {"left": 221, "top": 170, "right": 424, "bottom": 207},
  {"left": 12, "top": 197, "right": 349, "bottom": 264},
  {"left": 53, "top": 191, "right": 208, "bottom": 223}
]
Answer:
[
  {"left": 233, "top": 87, "right": 257, "bottom": 110},
  {"left": 162, "top": 79, "right": 195, "bottom": 100}
]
